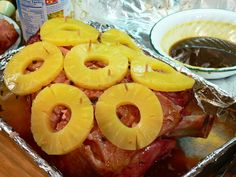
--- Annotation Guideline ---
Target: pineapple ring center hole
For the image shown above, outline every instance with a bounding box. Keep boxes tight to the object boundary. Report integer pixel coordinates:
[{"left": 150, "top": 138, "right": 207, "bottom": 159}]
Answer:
[
  {"left": 116, "top": 104, "right": 140, "bottom": 128},
  {"left": 25, "top": 59, "right": 44, "bottom": 74},
  {"left": 85, "top": 59, "right": 108, "bottom": 70},
  {"left": 50, "top": 105, "right": 71, "bottom": 132}
]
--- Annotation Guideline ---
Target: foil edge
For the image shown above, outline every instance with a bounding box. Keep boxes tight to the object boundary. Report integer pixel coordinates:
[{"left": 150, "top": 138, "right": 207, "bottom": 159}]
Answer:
[{"left": 0, "top": 118, "right": 62, "bottom": 177}]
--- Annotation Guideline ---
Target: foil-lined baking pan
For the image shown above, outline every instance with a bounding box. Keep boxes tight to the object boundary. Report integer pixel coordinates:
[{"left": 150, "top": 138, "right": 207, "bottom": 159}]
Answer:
[
  {"left": 0, "top": 119, "right": 62, "bottom": 177},
  {"left": 0, "top": 0, "right": 236, "bottom": 176},
  {"left": 0, "top": 22, "right": 236, "bottom": 176},
  {"left": 73, "top": 0, "right": 236, "bottom": 98}
]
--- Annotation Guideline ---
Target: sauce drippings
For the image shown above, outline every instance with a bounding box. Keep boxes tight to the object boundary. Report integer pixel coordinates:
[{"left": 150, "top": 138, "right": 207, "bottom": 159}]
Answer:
[
  {"left": 145, "top": 147, "right": 198, "bottom": 177},
  {"left": 169, "top": 37, "right": 236, "bottom": 68}
]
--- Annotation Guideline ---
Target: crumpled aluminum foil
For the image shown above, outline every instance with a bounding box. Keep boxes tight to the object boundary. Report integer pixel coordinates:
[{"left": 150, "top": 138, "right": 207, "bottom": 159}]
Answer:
[
  {"left": 0, "top": 119, "right": 62, "bottom": 177},
  {"left": 78, "top": 0, "right": 236, "bottom": 120},
  {"left": 73, "top": 0, "right": 236, "bottom": 98},
  {"left": 73, "top": 0, "right": 236, "bottom": 50},
  {"left": 184, "top": 137, "right": 236, "bottom": 176},
  {"left": 0, "top": 0, "right": 236, "bottom": 176},
  {"left": 0, "top": 21, "right": 235, "bottom": 177}
]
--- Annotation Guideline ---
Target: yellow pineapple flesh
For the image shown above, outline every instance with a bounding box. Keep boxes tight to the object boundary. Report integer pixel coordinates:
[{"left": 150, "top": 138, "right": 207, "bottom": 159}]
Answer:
[
  {"left": 131, "top": 56, "right": 195, "bottom": 92},
  {"left": 3, "top": 41, "right": 63, "bottom": 95},
  {"left": 117, "top": 45, "right": 144, "bottom": 62},
  {"left": 40, "top": 18, "right": 99, "bottom": 46},
  {"left": 64, "top": 43, "right": 129, "bottom": 90},
  {"left": 31, "top": 83, "right": 94, "bottom": 155},
  {"left": 101, "top": 29, "right": 141, "bottom": 51},
  {"left": 95, "top": 83, "right": 163, "bottom": 150}
]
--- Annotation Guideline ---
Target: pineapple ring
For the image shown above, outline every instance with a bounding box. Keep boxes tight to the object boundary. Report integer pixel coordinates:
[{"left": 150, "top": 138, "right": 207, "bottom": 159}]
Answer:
[
  {"left": 117, "top": 45, "right": 144, "bottom": 62},
  {"left": 95, "top": 83, "right": 163, "bottom": 150},
  {"left": 4, "top": 41, "right": 63, "bottom": 95},
  {"left": 101, "top": 29, "right": 141, "bottom": 51},
  {"left": 64, "top": 44, "right": 129, "bottom": 90},
  {"left": 101, "top": 29, "right": 145, "bottom": 62},
  {"left": 131, "top": 56, "right": 195, "bottom": 92},
  {"left": 40, "top": 18, "right": 99, "bottom": 46},
  {"left": 31, "top": 83, "right": 94, "bottom": 155}
]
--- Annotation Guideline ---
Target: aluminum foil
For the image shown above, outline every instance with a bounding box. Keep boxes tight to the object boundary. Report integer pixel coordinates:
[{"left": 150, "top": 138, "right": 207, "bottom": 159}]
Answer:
[
  {"left": 0, "top": 118, "right": 62, "bottom": 177},
  {"left": 84, "top": 13, "right": 236, "bottom": 121},
  {"left": 76, "top": 0, "right": 236, "bottom": 121},
  {"left": 73, "top": 0, "right": 236, "bottom": 98},
  {"left": 73, "top": 0, "right": 236, "bottom": 52},
  {"left": 184, "top": 137, "right": 236, "bottom": 177},
  {"left": 0, "top": 22, "right": 235, "bottom": 177},
  {"left": 0, "top": 0, "right": 236, "bottom": 176}
]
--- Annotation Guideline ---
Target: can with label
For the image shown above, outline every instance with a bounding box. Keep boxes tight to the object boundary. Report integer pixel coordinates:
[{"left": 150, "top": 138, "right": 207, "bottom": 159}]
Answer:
[{"left": 17, "top": 0, "right": 73, "bottom": 41}]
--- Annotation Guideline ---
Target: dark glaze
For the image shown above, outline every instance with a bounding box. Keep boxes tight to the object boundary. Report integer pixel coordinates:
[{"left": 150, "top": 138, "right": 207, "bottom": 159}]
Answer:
[{"left": 169, "top": 37, "right": 236, "bottom": 68}]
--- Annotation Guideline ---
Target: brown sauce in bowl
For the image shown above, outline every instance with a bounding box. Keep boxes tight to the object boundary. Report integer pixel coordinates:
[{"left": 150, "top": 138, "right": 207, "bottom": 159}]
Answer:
[{"left": 169, "top": 37, "right": 236, "bottom": 68}]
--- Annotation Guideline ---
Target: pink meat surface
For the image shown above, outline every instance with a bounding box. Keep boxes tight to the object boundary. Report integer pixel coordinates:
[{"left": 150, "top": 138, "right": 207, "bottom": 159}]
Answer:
[
  {"left": 81, "top": 125, "right": 176, "bottom": 177},
  {"left": 25, "top": 34, "right": 213, "bottom": 177}
]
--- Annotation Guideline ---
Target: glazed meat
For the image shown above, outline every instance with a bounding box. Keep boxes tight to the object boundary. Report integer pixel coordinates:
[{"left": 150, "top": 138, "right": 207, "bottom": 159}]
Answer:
[
  {"left": 52, "top": 132, "right": 176, "bottom": 177},
  {"left": 19, "top": 31, "right": 214, "bottom": 177},
  {"left": 0, "top": 19, "right": 18, "bottom": 54},
  {"left": 43, "top": 87, "right": 212, "bottom": 177},
  {"left": 23, "top": 69, "right": 213, "bottom": 177}
]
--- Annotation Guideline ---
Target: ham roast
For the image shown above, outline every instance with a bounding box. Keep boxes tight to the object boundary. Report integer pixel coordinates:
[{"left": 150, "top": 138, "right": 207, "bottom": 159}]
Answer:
[{"left": 15, "top": 32, "right": 214, "bottom": 177}]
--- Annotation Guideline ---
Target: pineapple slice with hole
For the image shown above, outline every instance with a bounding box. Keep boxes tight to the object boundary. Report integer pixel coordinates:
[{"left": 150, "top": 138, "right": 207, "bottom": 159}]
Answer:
[
  {"left": 4, "top": 41, "right": 63, "bottom": 95},
  {"left": 95, "top": 83, "right": 163, "bottom": 150},
  {"left": 64, "top": 43, "right": 128, "bottom": 90},
  {"left": 40, "top": 18, "right": 99, "bottom": 46},
  {"left": 31, "top": 83, "right": 94, "bottom": 155},
  {"left": 101, "top": 29, "right": 145, "bottom": 62},
  {"left": 130, "top": 56, "right": 195, "bottom": 92},
  {"left": 101, "top": 29, "right": 141, "bottom": 51}
]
